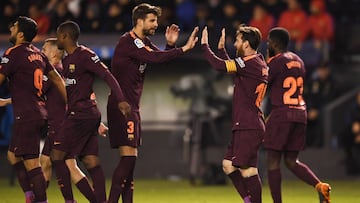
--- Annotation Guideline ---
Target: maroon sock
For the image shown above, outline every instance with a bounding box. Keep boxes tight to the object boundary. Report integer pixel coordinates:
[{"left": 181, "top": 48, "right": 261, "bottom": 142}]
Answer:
[
  {"left": 268, "top": 169, "right": 282, "bottom": 203},
  {"left": 53, "top": 160, "right": 74, "bottom": 201},
  {"left": 13, "top": 162, "right": 32, "bottom": 192},
  {"left": 227, "top": 170, "right": 248, "bottom": 199},
  {"left": 108, "top": 156, "right": 136, "bottom": 203},
  {"left": 289, "top": 162, "right": 320, "bottom": 187},
  {"left": 88, "top": 165, "right": 106, "bottom": 202},
  {"left": 27, "top": 167, "right": 47, "bottom": 202},
  {"left": 122, "top": 165, "right": 135, "bottom": 203},
  {"left": 244, "top": 175, "right": 262, "bottom": 203},
  {"left": 75, "top": 177, "right": 97, "bottom": 203}
]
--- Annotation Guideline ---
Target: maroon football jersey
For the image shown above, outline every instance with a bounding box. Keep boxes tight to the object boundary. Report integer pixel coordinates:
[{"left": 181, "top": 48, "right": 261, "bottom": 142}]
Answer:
[
  {"left": 0, "top": 43, "right": 53, "bottom": 121},
  {"left": 43, "top": 63, "right": 66, "bottom": 127},
  {"left": 202, "top": 44, "right": 268, "bottom": 131},
  {"left": 267, "top": 52, "right": 307, "bottom": 123},
  {"left": 62, "top": 45, "right": 125, "bottom": 119},
  {"left": 109, "top": 31, "right": 184, "bottom": 111}
]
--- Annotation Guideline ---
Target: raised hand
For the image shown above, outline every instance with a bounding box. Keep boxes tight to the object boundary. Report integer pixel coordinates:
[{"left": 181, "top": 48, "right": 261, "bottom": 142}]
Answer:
[
  {"left": 165, "top": 24, "right": 180, "bottom": 46},
  {"left": 218, "top": 28, "right": 225, "bottom": 49},
  {"left": 118, "top": 101, "right": 131, "bottom": 118},
  {"left": 182, "top": 26, "right": 199, "bottom": 52},
  {"left": 201, "top": 26, "right": 208, "bottom": 45}
]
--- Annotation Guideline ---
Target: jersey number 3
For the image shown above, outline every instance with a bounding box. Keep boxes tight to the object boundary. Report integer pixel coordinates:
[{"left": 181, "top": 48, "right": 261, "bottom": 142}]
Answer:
[{"left": 283, "top": 76, "right": 304, "bottom": 105}]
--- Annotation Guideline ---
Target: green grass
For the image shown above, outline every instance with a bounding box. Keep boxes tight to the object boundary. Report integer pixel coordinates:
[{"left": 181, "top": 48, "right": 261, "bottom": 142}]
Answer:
[{"left": 0, "top": 178, "right": 359, "bottom": 202}]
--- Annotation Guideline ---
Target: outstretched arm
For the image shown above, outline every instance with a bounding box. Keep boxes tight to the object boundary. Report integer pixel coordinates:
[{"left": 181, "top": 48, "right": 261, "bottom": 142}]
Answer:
[
  {"left": 181, "top": 26, "right": 199, "bottom": 52},
  {"left": 48, "top": 69, "right": 67, "bottom": 104},
  {"left": 201, "top": 27, "right": 237, "bottom": 73}
]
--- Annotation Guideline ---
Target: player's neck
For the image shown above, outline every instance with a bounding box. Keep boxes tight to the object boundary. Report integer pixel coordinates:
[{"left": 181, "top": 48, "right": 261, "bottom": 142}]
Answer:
[
  {"left": 244, "top": 49, "right": 257, "bottom": 56},
  {"left": 132, "top": 28, "right": 144, "bottom": 40},
  {"left": 65, "top": 42, "right": 79, "bottom": 55}
]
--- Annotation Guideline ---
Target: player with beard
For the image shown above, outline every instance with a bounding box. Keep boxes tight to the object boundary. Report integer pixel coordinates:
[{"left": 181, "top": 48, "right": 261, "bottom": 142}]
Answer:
[
  {"left": 0, "top": 16, "right": 67, "bottom": 203},
  {"left": 51, "top": 21, "right": 131, "bottom": 203},
  {"left": 107, "top": 3, "right": 198, "bottom": 203},
  {"left": 200, "top": 26, "right": 268, "bottom": 203},
  {"left": 263, "top": 27, "right": 331, "bottom": 203}
]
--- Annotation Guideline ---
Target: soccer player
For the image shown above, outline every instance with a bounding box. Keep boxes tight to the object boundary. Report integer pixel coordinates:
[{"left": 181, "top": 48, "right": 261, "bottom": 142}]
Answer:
[
  {"left": 263, "top": 27, "right": 331, "bottom": 203},
  {"left": 107, "top": 3, "right": 198, "bottom": 203},
  {"left": 51, "top": 21, "right": 131, "bottom": 203},
  {"left": 200, "top": 26, "right": 268, "bottom": 203},
  {"left": 0, "top": 16, "right": 67, "bottom": 203}
]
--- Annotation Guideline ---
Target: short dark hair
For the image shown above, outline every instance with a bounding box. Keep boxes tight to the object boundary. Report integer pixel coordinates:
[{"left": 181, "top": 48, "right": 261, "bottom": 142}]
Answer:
[
  {"left": 132, "top": 3, "right": 161, "bottom": 27},
  {"left": 268, "top": 27, "right": 290, "bottom": 51},
  {"left": 236, "top": 25, "right": 262, "bottom": 50},
  {"left": 17, "top": 16, "right": 38, "bottom": 42},
  {"left": 57, "top": 21, "right": 80, "bottom": 41}
]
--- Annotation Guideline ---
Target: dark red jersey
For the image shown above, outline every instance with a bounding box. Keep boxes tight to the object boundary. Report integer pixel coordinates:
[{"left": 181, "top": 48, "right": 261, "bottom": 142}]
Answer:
[
  {"left": 109, "top": 31, "right": 184, "bottom": 111},
  {"left": 43, "top": 63, "right": 66, "bottom": 127},
  {"left": 202, "top": 44, "right": 268, "bottom": 131},
  {"left": 62, "top": 45, "right": 125, "bottom": 119},
  {"left": 267, "top": 52, "right": 307, "bottom": 123},
  {"left": 0, "top": 43, "right": 53, "bottom": 121}
]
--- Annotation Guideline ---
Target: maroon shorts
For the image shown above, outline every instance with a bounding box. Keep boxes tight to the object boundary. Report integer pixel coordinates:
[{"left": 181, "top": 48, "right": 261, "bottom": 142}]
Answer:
[
  {"left": 107, "top": 106, "right": 141, "bottom": 148},
  {"left": 9, "top": 119, "right": 46, "bottom": 157},
  {"left": 224, "top": 130, "right": 264, "bottom": 168},
  {"left": 263, "top": 121, "right": 306, "bottom": 151},
  {"left": 53, "top": 117, "right": 100, "bottom": 157}
]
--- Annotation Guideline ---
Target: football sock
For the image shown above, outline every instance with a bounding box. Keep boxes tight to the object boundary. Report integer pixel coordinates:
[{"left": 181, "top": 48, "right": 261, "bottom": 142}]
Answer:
[
  {"left": 13, "top": 162, "right": 31, "bottom": 192},
  {"left": 244, "top": 174, "right": 262, "bottom": 203},
  {"left": 25, "top": 191, "right": 35, "bottom": 203},
  {"left": 88, "top": 165, "right": 107, "bottom": 203},
  {"left": 227, "top": 170, "right": 248, "bottom": 199},
  {"left": 268, "top": 169, "right": 282, "bottom": 203},
  {"left": 27, "top": 167, "right": 47, "bottom": 202},
  {"left": 122, "top": 163, "right": 135, "bottom": 203},
  {"left": 289, "top": 161, "right": 320, "bottom": 187},
  {"left": 75, "top": 177, "right": 97, "bottom": 203},
  {"left": 53, "top": 160, "right": 74, "bottom": 201},
  {"left": 108, "top": 156, "right": 136, "bottom": 203}
]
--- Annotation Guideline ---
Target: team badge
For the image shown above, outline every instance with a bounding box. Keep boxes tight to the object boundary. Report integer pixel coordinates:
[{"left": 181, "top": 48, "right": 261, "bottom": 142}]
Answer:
[
  {"left": 134, "top": 38, "right": 144, "bottom": 49},
  {"left": 69, "top": 64, "right": 75, "bottom": 73},
  {"left": 128, "top": 134, "right": 134, "bottom": 140}
]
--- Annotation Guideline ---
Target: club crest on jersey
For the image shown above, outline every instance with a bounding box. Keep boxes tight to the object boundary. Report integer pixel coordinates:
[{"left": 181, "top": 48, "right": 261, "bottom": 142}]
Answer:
[
  {"left": 1, "top": 57, "right": 9, "bottom": 64},
  {"left": 69, "top": 64, "right": 75, "bottom": 73},
  {"left": 235, "top": 57, "right": 245, "bottom": 68},
  {"left": 128, "top": 134, "right": 134, "bottom": 140},
  {"left": 134, "top": 38, "right": 145, "bottom": 49}
]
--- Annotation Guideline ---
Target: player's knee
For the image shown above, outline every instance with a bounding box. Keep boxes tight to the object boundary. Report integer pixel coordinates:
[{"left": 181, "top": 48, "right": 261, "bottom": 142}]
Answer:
[
  {"left": 239, "top": 167, "right": 258, "bottom": 178},
  {"left": 284, "top": 158, "right": 297, "bottom": 169},
  {"left": 40, "top": 155, "right": 52, "bottom": 170},
  {"left": 81, "top": 155, "right": 99, "bottom": 169},
  {"left": 222, "top": 159, "right": 237, "bottom": 175}
]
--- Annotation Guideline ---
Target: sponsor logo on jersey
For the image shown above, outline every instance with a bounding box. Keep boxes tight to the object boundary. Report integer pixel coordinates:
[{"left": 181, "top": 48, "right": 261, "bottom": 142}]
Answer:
[
  {"left": 69, "top": 64, "right": 75, "bottom": 73},
  {"left": 64, "top": 78, "right": 77, "bottom": 86},
  {"left": 139, "top": 63, "right": 147, "bottom": 73},
  {"left": 1, "top": 57, "right": 9, "bottom": 64},
  {"left": 134, "top": 38, "right": 145, "bottom": 49},
  {"left": 91, "top": 55, "right": 100, "bottom": 63},
  {"left": 43, "top": 75, "right": 49, "bottom": 81},
  {"left": 235, "top": 57, "right": 245, "bottom": 68}
]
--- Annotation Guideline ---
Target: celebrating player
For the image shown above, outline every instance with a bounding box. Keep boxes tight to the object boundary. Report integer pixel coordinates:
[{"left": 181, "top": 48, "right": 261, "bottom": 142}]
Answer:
[
  {"left": 50, "top": 21, "right": 131, "bottom": 203},
  {"left": 201, "top": 26, "right": 268, "bottom": 203},
  {"left": 0, "top": 16, "right": 67, "bottom": 203},
  {"left": 107, "top": 3, "right": 198, "bottom": 203},
  {"left": 263, "top": 27, "right": 331, "bottom": 203}
]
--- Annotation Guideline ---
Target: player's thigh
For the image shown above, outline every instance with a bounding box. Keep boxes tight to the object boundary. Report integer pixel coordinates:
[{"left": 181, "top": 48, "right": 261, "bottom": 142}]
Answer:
[
  {"left": 231, "top": 130, "right": 263, "bottom": 168},
  {"left": 107, "top": 108, "right": 141, "bottom": 148},
  {"left": 9, "top": 119, "right": 46, "bottom": 157}
]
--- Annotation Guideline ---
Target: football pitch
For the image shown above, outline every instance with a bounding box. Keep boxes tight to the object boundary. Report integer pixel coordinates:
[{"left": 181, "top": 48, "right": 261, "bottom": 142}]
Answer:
[{"left": 0, "top": 178, "right": 359, "bottom": 203}]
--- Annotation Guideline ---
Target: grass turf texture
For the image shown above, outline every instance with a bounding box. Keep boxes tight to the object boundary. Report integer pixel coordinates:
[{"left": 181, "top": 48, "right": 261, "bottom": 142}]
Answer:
[{"left": 0, "top": 179, "right": 359, "bottom": 202}]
